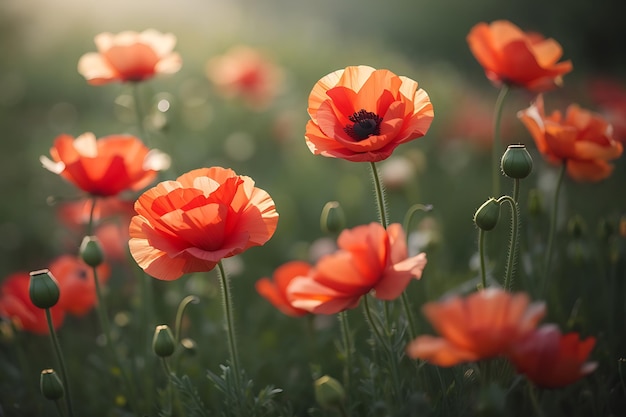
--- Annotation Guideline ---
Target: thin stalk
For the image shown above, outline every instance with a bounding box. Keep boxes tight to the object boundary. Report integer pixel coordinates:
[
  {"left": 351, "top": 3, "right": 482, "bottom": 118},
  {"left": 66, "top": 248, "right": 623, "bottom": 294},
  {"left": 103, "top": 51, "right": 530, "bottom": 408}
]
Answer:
[
  {"left": 173, "top": 295, "right": 200, "bottom": 374},
  {"left": 512, "top": 178, "right": 520, "bottom": 204},
  {"left": 338, "top": 311, "right": 353, "bottom": 399},
  {"left": 478, "top": 229, "right": 487, "bottom": 289},
  {"left": 400, "top": 292, "right": 417, "bottom": 340},
  {"left": 216, "top": 261, "right": 241, "bottom": 386},
  {"left": 527, "top": 383, "right": 544, "bottom": 417},
  {"left": 132, "top": 83, "right": 149, "bottom": 144},
  {"left": 496, "top": 195, "right": 519, "bottom": 291},
  {"left": 402, "top": 203, "right": 433, "bottom": 236},
  {"left": 542, "top": 162, "right": 567, "bottom": 295},
  {"left": 160, "top": 358, "right": 174, "bottom": 417},
  {"left": 491, "top": 85, "right": 510, "bottom": 197},
  {"left": 45, "top": 309, "right": 74, "bottom": 417},
  {"left": 86, "top": 197, "right": 97, "bottom": 236},
  {"left": 53, "top": 400, "right": 64, "bottom": 417},
  {"left": 368, "top": 162, "right": 388, "bottom": 229}
]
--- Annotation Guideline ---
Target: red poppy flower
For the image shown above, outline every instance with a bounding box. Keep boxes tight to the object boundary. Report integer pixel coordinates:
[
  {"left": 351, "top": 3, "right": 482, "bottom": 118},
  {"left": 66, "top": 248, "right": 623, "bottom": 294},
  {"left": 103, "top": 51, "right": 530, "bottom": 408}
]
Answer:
[
  {"left": 305, "top": 65, "right": 434, "bottom": 162},
  {"left": 0, "top": 272, "right": 66, "bottom": 335},
  {"left": 508, "top": 324, "right": 597, "bottom": 388},
  {"left": 256, "top": 261, "right": 311, "bottom": 317},
  {"left": 41, "top": 132, "right": 170, "bottom": 196},
  {"left": 467, "top": 20, "right": 572, "bottom": 92},
  {"left": 78, "top": 29, "right": 182, "bottom": 85},
  {"left": 129, "top": 167, "right": 279, "bottom": 280},
  {"left": 51, "top": 255, "right": 110, "bottom": 316},
  {"left": 206, "top": 45, "right": 283, "bottom": 110},
  {"left": 406, "top": 288, "right": 546, "bottom": 366},
  {"left": 286, "top": 223, "right": 427, "bottom": 314},
  {"left": 588, "top": 78, "right": 626, "bottom": 142},
  {"left": 518, "top": 95, "right": 623, "bottom": 181}
]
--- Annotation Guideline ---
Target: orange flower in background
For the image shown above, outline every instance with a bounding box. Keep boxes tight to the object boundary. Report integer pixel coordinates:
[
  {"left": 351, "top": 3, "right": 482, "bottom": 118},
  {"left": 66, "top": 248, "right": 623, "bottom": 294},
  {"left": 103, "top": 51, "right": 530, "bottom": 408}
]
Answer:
[
  {"left": 287, "top": 223, "right": 427, "bottom": 314},
  {"left": 0, "top": 272, "right": 66, "bottom": 334},
  {"left": 406, "top": 288, "right": 546, "bottom": 366},
  {"left": 518, "top": 95, "right": 623, "bottom": 181},
  {"left": 51, "top": 255, "right": 110, "bottom": 316},
  {"left": 588, "top": 78, "right": 626, "bottom": 142},
  {"left": 78, "top": 29, "right": 182, "bottom": 85},
  {"left": 206, "top": 46, "right": 283, "bottom": 110},
  {"left": 256, "top": 261, "right": 312, "bottom": 317},
  {"left": 129, "top": 167, "right": 279, "bottom": 280},
  {"left": 305, "top": 65, "right": 434, "bottom": 162},
  {"left": 467, "top": 20, "right": 572, "bottom": 92},
  {"left": 41, "top": 133, "right": 171, "bottom": 196},
  {"left": 509, "top": 324, "right": 597, "bottom": 388}
]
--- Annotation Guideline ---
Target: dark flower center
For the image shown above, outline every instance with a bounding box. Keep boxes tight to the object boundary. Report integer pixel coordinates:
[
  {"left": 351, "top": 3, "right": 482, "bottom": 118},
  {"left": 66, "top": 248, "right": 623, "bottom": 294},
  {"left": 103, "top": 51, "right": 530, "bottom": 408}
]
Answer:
[{"left": 344, "top": 109, "right": 383, "bottom": 141}]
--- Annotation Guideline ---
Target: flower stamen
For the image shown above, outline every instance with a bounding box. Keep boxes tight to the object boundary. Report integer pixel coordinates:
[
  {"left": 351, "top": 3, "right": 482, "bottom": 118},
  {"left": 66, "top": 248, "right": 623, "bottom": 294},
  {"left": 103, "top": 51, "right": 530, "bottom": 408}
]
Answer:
[{"left": 344, "top": 109, "right": 383, "bottom": 141}]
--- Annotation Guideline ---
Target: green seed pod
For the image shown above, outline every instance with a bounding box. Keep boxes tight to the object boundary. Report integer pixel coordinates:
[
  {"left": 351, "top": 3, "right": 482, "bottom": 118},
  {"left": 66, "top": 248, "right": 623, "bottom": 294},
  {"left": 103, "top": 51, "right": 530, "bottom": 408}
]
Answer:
[
  {"left": 474, "top": 198, "right": 501, "bottom": 231},
  {"left": 320, "top": 201, "right": 345, "bottom": 235},
  {"left": 40, "top": 369, "right": 64, "bottom": 400},
  {"left": 314, "top": 375, "right": 345, "bottom": 410},
  {"left": 79, "top": 236, "right": 105, "bottom": 267},
  {"left": 152, "top": 324, "right": 176, "bottom": 358},
  {"left": 29, "top": 269, "right": 60, "bottom": 309},
  {"left": 501, "top": 144, "right": 533, "bottom": 179}
]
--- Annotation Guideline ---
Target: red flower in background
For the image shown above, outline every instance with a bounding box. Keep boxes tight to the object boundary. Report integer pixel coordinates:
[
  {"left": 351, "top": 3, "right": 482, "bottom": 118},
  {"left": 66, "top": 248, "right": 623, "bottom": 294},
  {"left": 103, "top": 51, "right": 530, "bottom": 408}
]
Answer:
[
  {"left": 206, "top": 46, "right": 283, "bottom": 110},
  {"left": 0, "top": 272, "right": 65, "bottom": 334},
  {"left": 305, "top": 65, "right": 434, "bottom": 162},
  {"left": 41, "top": 133, "right": 170, "bottom": 196},
  {"left": 78, "top": 29, "right": 182, "bottom": 85},
  {"left": 406, "top": 288, "right": 546, "bottom": 366},
  {"left": 467, "top": 20, "right": 572, "bottom": 92},
  {"left": 518, "top": 95, "right": 623, "bottom": 181},
  {"left": 509, "top": 324, "right": 597, "bottom": 388},
  {"left": 51, "top": 255, "right": 110, "bottom": 316},
  {"left": 588, "top": 78, "right": 626, "bottom": 142},
  {"left": 256, "top": 261, "right": 311, "bottom": 317},
  {"left": 287, "top": 223, "right": 427, "bottom": 314},
  {"left": 129, "top": 167, "right": 279, "bottom": 281}
]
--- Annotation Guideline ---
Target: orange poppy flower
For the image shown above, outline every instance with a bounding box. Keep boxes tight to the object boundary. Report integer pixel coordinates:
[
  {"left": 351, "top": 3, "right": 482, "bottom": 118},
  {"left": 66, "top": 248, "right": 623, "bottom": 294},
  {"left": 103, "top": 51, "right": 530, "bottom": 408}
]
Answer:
[
  {"left": 406, "top": 288, "right": 546, "bottom": 366},
  {"left": 78, "top": 29, "right": 182, "bottom": 85},
  {"left": 0, "top": 272, "right": 66, "bottom": 335},
  {"left": 286, "top": 223, "right": 427, "bottom": 314},
  {"left": 206, "top": 45, "right": 283, "bottom": 110},
  {"left": 256, "top": 261, "right": 311, "bottom": 317},
  {"left": 518, "top": 95, "right": 623, "bottom": 181},
  {"left": 467, "top": 20, "right": 572, "bottom": 92},
  {"left": 129, "top": 167, "right": 279, "bottom": 280},
  {"left": 41, "top": 132, "right": 170, "bottom": 196},
  {"left": 51, "top": 255, "right": 110, "bottom": 317},
  {"left": 305, "top": 65, "right": 434, "bottom": 162},
  {"left": 508, "top": 324, "right": 597, "bottom": 388}
]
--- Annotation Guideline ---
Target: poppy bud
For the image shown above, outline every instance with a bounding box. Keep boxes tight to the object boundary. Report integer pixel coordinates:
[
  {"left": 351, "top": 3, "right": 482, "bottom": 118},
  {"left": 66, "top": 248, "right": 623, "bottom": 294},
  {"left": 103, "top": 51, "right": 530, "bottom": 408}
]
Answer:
[
  {"left": 80, "top": 236, "right": 105, "bottom": 267},
  {"left": 474, "top": 198, "right": 500, "bottom": 231},
  {"left": 40, "top": 369, "right": 64, "bottom": 400},
  {"left": 567, "top": 215, "right": 586, "bottom": 238},
  {"left": 501, "top": 144, "right": 533, "bottom": 179},
  {"left": 29, "top": 269, "right": 60, "bottom": 309},
  {"left": 527, "top": 189, "right": 543, "bottom": 216},
  {"left": 320, "top": 201, "right": 345, "bottom": 235},
  {"left": 314, "top": 375, "right": 345, "bottom": 410},
  {"left": 596, "top": 218, "right": 614, "bottom": 242},
  {"left": 180, "top": 337, "right": 197, "bottom": 356},
  {"left": 152, "top": 324, "right": 176, "bottom": 357}
]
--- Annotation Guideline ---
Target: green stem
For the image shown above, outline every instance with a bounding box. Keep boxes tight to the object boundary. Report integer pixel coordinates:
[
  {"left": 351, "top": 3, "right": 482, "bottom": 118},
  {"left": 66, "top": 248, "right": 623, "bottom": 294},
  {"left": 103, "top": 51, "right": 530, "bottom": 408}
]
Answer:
[
  {"left": 400, "top": 292, "right": 417, "bottom": 340},
  {"left": 492, "top": 85, "right": 510, "bottom": 197},
  {"left": 132, "top": 83, "right": 148, "bottom": 144},
  {"left": 338, "top": 311, "right": 353, "bottom": 399},
  {"left": 161, "top": 358, "right": 174, "bottom": 417},
  {"left": 496, "top": 195, "right": 519, "bottom": 291},
  {"left": 478, "top": 229, "right": 487, "bottom": 289},
  {"left": 369, "top": 162, "right": 388, "bottom": 229},
  {"left": 512, "top": 178, "right": 520, "bottom": 204},
  {"left": 402, "top": 203, "right": 433, "bottom": 235},
  {"left": 173, "top": 295, "right": 199, "bottom": 374},
  {"left": 542, "top": 162, "right": 567, "bottom": 295},
  {"left": 86, "top": 197, "right": 97, "bottom": 236},
  {"left": 527, "top": 382, "right": 544, "bottom": 417},
  {"left": 45, "top": 309, "right": 74, "bottom": 417},
  {"left": 53, "top": 399, "right": 65, "bottom": 417},
  {"left": 216, "top": 261, "right": 241, "bottom": 386}
]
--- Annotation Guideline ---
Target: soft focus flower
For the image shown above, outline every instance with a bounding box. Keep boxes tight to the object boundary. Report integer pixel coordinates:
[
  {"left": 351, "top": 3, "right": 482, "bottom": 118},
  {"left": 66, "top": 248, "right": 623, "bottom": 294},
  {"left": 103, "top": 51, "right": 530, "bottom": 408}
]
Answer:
[
  {"left": 0, "top": 272, "right": 66, "bottom": 334},
  {"left": 406, "top": 288, "right": 546, "bottom": 366},
  {"left": 518, "top": 95, "right": 623, "bottom": 181},
  {"left": 509, "top": 324, "right": 597, "bottom": 388},
  {"left": 78, "top": 29, "right": 182, "bottom": 85},
  {"left": 467, "top": 20, "right": 572, "bottom": 91},
  {"left": 588, "top": 78, "right": 626, "bottom": 142},
  {"left": 41, "top": 133, "right": 170, "bottom": 196},
  {"left": 305, "top": 65, "right": 433, "bottom": 162},
  {"left": 129, "top": 167, "right": 279, "bottom": 280},
  {"left": 255, "top": 261, "right": 311, "bottom": 317},
  {"left": 206, "top": 46, "right": 283, "bottom": 110},
  {"left": 51, "top": 255, "right": 110, "bottom": 316},
  {"left": 287, "top": 223, "right": 427, "bottom": 314}
]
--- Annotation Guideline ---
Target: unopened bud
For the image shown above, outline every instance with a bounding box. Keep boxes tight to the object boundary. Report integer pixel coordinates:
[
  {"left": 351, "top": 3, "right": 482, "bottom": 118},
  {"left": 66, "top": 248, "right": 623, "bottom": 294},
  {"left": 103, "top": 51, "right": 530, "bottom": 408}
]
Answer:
[
  {"left": 567, "top": 215, "right": 586, "bottom": 238},
  {"left": 153, "top": 324, "right": 176, "bottom": 357},
  {"left": 80, "top": 236, "right": 104, "bottom": 267},
  {"left": 501, "top": 144, "right": 533, "bottom": 179},
  {"left": 40, "top": 369, "right": 64, "bottom": 400},
  {"left": 474, "top": 198, "right": 500, "bottom": 231},
  {"left": 596, "top": 218, "right": 614, "bottom": 242},
  {"left": 29, "top": 269, "right": 60, "bottom": 309},
  {"left": 180, "top": 338, "right": 197, "bottom": 356},
  {"left": 320, "top": 201, "right": 345, "bottom": 235},
  {"left": 314, "top": 375, "right": 345, "bottom": 410}
]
